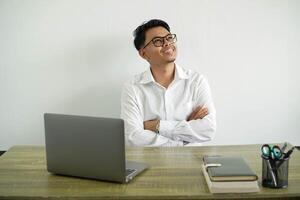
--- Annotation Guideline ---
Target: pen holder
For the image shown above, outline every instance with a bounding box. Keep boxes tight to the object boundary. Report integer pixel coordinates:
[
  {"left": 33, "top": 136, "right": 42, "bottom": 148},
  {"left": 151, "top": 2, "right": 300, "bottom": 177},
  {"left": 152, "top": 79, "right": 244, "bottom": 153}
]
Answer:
[{"left": 262, "top": 156, "right": 289, "bottom": 188}]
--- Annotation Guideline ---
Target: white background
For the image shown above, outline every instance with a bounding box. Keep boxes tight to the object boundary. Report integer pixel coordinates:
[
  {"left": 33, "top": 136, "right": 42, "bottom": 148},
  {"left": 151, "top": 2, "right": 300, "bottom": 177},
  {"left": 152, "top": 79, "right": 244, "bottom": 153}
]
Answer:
[{"left": 1, "top": 0, "right": 299, "bottom": 150}]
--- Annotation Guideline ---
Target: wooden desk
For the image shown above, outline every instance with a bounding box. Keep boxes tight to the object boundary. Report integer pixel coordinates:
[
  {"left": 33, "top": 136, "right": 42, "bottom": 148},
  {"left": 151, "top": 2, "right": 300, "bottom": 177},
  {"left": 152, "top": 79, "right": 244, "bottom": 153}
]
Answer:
[{"left": 0, "top": 145, "right": 299, "bottom": 199}]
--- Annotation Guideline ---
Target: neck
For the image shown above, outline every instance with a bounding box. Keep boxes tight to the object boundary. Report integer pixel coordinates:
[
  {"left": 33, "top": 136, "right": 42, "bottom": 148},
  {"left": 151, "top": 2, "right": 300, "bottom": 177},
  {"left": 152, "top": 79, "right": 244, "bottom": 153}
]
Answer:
[{"left": 150, "top": 62, "right": 175, "bottom": 88}]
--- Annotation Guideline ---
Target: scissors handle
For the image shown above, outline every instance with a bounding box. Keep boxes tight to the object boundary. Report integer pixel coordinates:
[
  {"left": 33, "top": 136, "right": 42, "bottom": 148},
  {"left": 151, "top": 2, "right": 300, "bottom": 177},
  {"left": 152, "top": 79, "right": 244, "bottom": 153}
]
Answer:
[{"left": 261, "top": 144, "right": 282, "bottom": 160}]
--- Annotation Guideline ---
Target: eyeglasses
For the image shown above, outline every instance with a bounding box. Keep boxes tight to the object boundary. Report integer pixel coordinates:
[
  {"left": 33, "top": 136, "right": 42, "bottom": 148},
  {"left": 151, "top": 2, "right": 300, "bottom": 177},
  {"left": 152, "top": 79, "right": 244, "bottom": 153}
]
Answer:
[{"left": 143, "top": 34, "right": 177, "bottom": 49}]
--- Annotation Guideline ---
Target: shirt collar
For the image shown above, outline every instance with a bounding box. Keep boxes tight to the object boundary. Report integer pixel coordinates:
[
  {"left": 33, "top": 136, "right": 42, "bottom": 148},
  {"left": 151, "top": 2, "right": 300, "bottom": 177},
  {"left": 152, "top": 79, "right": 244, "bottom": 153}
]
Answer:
[{"left": 139, "top": 64, "right": 189, "bottom": 84}]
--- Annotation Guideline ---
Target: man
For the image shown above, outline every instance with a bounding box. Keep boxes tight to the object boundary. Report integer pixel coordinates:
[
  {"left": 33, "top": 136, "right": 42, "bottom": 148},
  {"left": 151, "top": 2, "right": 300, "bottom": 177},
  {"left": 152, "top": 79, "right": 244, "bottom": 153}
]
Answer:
[{"left": 121, "top": 19, "right": 216, "bottom": 146}]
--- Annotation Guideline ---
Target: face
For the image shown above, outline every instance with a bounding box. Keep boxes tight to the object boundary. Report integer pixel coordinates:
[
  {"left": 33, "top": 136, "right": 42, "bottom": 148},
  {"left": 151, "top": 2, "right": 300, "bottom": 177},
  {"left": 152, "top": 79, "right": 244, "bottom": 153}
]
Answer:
[{"left": 139, "top": 26, "right": 177, "bottom": 66}]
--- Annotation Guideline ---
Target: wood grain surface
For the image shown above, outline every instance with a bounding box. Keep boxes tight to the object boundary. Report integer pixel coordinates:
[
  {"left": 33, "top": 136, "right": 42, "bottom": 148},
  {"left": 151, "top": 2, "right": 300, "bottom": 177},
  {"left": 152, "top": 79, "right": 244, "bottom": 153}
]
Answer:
[{"left": 0, "top": 144, "right": 299, "bottom": 199}]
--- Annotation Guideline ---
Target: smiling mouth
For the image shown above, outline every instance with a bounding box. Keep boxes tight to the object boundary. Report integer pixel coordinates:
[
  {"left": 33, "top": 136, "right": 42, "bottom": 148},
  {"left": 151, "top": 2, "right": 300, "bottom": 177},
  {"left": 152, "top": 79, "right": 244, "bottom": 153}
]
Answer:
[{"left": 162, "top": 47, "right": 174, "bottom": 54}]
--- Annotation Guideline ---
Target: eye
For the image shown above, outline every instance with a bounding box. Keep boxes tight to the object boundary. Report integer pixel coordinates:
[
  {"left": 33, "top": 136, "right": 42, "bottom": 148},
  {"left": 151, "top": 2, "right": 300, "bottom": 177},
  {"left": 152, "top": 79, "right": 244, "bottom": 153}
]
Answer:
[
  {"left": 166, "top": 35, "right": 174, "bottom": 41},
  {"left": 153, "top": 38, "right": 163, "bottom": 46}
]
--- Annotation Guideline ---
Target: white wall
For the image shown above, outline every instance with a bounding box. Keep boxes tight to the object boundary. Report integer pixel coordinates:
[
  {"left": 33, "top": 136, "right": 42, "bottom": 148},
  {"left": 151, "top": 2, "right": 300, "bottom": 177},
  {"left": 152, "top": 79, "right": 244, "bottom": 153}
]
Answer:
[{"left": 1, "top": 0, "right": 299, "bottom": 150}]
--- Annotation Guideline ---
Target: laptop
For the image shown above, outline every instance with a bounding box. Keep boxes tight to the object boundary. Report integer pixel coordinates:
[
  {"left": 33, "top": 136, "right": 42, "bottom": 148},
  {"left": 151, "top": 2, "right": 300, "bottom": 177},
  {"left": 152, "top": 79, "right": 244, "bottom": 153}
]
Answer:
[{"left": 44, "top": 113, "right": 148, "bottom": 183}]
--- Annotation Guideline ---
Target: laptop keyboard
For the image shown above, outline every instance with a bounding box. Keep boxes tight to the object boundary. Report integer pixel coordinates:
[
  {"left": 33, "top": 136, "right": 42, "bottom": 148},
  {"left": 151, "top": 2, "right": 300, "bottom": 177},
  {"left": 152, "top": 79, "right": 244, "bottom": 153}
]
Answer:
[{"left": 126, "top": 168, "right": 136, "bottom": 176}]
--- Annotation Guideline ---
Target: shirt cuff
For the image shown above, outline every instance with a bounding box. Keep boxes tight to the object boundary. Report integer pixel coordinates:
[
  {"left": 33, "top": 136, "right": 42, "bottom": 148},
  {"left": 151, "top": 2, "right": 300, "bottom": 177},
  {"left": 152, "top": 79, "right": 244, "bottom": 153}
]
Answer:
[{"left": 174, "top": 140, "right": 184, "bottom": 146}]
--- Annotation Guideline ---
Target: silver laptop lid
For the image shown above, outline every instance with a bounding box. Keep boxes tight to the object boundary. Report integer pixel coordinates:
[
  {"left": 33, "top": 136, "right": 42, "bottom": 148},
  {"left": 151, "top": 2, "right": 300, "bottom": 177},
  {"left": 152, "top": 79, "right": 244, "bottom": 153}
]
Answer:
[{"left": 44, "top": 113, "right": 126, "bottom": 183}]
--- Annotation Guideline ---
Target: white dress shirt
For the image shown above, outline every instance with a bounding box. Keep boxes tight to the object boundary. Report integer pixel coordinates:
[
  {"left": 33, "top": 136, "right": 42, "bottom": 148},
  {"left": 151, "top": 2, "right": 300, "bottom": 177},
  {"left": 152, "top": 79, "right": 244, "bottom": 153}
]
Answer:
[{"left": 121, "top": 64, "right": 216, "bottom": 147}]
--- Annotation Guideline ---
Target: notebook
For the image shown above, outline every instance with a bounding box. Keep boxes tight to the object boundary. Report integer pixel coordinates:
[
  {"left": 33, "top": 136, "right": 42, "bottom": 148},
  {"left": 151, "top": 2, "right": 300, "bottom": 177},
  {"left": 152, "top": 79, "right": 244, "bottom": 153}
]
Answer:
[
  {"left": 201, "top": 164, "right": 259, "bottom": 193},
  {"left": 203, "top": 155, "right": 258, "bottom": 181}
]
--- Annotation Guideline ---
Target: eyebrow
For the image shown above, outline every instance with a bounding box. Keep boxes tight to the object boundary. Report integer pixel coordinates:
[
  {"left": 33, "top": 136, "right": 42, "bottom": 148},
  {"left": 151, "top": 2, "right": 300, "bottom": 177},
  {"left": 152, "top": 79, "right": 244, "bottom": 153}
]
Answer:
[{"left": 150, "top": 33, "right": 171, "bottom": 41}]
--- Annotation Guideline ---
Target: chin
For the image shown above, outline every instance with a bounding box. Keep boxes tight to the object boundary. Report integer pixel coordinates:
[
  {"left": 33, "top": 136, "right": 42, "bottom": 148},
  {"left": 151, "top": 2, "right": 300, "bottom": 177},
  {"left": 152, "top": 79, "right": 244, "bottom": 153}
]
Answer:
[{"left": 166, "top": 58, "right": 176, "bottom": 63}]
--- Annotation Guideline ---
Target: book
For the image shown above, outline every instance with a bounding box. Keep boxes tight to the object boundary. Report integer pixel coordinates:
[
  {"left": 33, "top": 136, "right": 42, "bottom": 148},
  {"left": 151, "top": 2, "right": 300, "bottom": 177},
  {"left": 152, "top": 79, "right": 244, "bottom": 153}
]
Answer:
[
  {"left": 201, "top": 164, "right": 260, "bottom": 193},
  {"left": 203, "top": 155, "right": 258, "bottom": 181}
]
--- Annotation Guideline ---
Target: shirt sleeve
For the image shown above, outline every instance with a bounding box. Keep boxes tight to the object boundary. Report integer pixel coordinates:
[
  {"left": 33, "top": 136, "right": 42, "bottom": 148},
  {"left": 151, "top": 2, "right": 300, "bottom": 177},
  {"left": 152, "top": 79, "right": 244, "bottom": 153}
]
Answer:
[
  {"left": 159, "top": 76, "right": 216, "bottom": 143},
  {"left": 121, "top": 82, "right": 184, "bottom": 147}
]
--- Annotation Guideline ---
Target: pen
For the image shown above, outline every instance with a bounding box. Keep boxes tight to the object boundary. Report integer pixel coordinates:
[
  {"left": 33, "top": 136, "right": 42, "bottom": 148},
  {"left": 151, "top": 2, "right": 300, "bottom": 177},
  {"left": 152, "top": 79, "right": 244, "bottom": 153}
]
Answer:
[
  {"left": 277, "top": 146, "right": 298, "bottom": 169},
  {"left": 284, "top": 147, "right": 295, "bottom": 159},
  {"left": 281, "top": 142, "right": 287, "bottom": 153}
]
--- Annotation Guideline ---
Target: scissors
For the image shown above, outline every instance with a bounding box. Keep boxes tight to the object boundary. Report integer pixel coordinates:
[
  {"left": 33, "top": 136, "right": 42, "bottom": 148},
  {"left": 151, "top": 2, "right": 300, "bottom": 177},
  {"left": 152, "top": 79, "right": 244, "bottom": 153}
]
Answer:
[{"left": 261, "top": 144, "right": 283, "bottom": 160}]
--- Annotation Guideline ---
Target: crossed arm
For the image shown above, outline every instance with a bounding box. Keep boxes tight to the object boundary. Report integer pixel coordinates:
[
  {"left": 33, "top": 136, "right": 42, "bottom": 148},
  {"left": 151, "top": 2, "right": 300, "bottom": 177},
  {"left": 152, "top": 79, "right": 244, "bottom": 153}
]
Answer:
[
  {"left": 144, "top": 106, "right": 209, "bottom": 132},
  {"left": 121, "top": 77, "right": 216, "bottom": 147}
]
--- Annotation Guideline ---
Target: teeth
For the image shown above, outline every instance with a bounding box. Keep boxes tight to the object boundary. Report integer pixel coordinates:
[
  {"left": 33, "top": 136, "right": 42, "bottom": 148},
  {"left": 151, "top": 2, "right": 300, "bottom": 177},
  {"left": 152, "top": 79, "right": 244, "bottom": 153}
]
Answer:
[{"left": 164, "top": 48, "right": 173, "bottom": 53}]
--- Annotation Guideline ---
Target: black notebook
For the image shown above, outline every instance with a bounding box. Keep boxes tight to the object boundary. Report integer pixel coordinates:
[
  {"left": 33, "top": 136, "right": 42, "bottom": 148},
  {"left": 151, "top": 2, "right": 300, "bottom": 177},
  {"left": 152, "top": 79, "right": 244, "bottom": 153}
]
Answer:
[{"left": 203, "top": 155, "right": 258, "bottom": 182}]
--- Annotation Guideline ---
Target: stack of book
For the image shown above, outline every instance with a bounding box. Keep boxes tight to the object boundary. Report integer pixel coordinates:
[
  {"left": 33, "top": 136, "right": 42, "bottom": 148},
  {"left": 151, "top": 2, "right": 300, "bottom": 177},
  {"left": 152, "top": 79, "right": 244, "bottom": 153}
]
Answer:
[{"left": 202, "top": 155, "right": 260, "bottom": 193}]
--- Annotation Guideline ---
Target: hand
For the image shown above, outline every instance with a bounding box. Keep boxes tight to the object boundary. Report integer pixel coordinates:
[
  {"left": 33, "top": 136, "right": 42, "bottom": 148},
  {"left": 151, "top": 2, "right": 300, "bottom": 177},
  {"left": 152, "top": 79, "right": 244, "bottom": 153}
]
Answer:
[
  {"left": 144, "top": 119, "right": 159, "bottom": 132},
  {"left": 187, "top": 106, "right": 209, "bottom": 121}
]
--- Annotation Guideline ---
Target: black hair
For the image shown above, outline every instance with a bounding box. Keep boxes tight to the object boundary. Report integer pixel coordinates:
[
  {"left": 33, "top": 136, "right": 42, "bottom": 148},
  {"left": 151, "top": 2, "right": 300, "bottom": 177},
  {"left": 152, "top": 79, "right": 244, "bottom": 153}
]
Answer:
[{"left": 133, "top": 19, "right": 170, "bottom": 51}]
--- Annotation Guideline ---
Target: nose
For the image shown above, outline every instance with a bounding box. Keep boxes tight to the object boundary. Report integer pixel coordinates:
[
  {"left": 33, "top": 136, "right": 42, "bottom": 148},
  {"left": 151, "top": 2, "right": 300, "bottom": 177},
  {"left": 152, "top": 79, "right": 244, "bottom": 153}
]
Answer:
[{"left": 163, "top": 38, "right": 171, "bottom": 47}]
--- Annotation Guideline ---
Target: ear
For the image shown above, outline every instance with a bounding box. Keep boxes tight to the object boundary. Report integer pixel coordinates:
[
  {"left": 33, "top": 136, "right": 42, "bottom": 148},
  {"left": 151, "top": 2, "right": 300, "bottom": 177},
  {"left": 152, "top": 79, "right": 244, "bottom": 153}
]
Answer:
[{"left": 138, "top": 48, "right": 149, "bottom": 61}]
